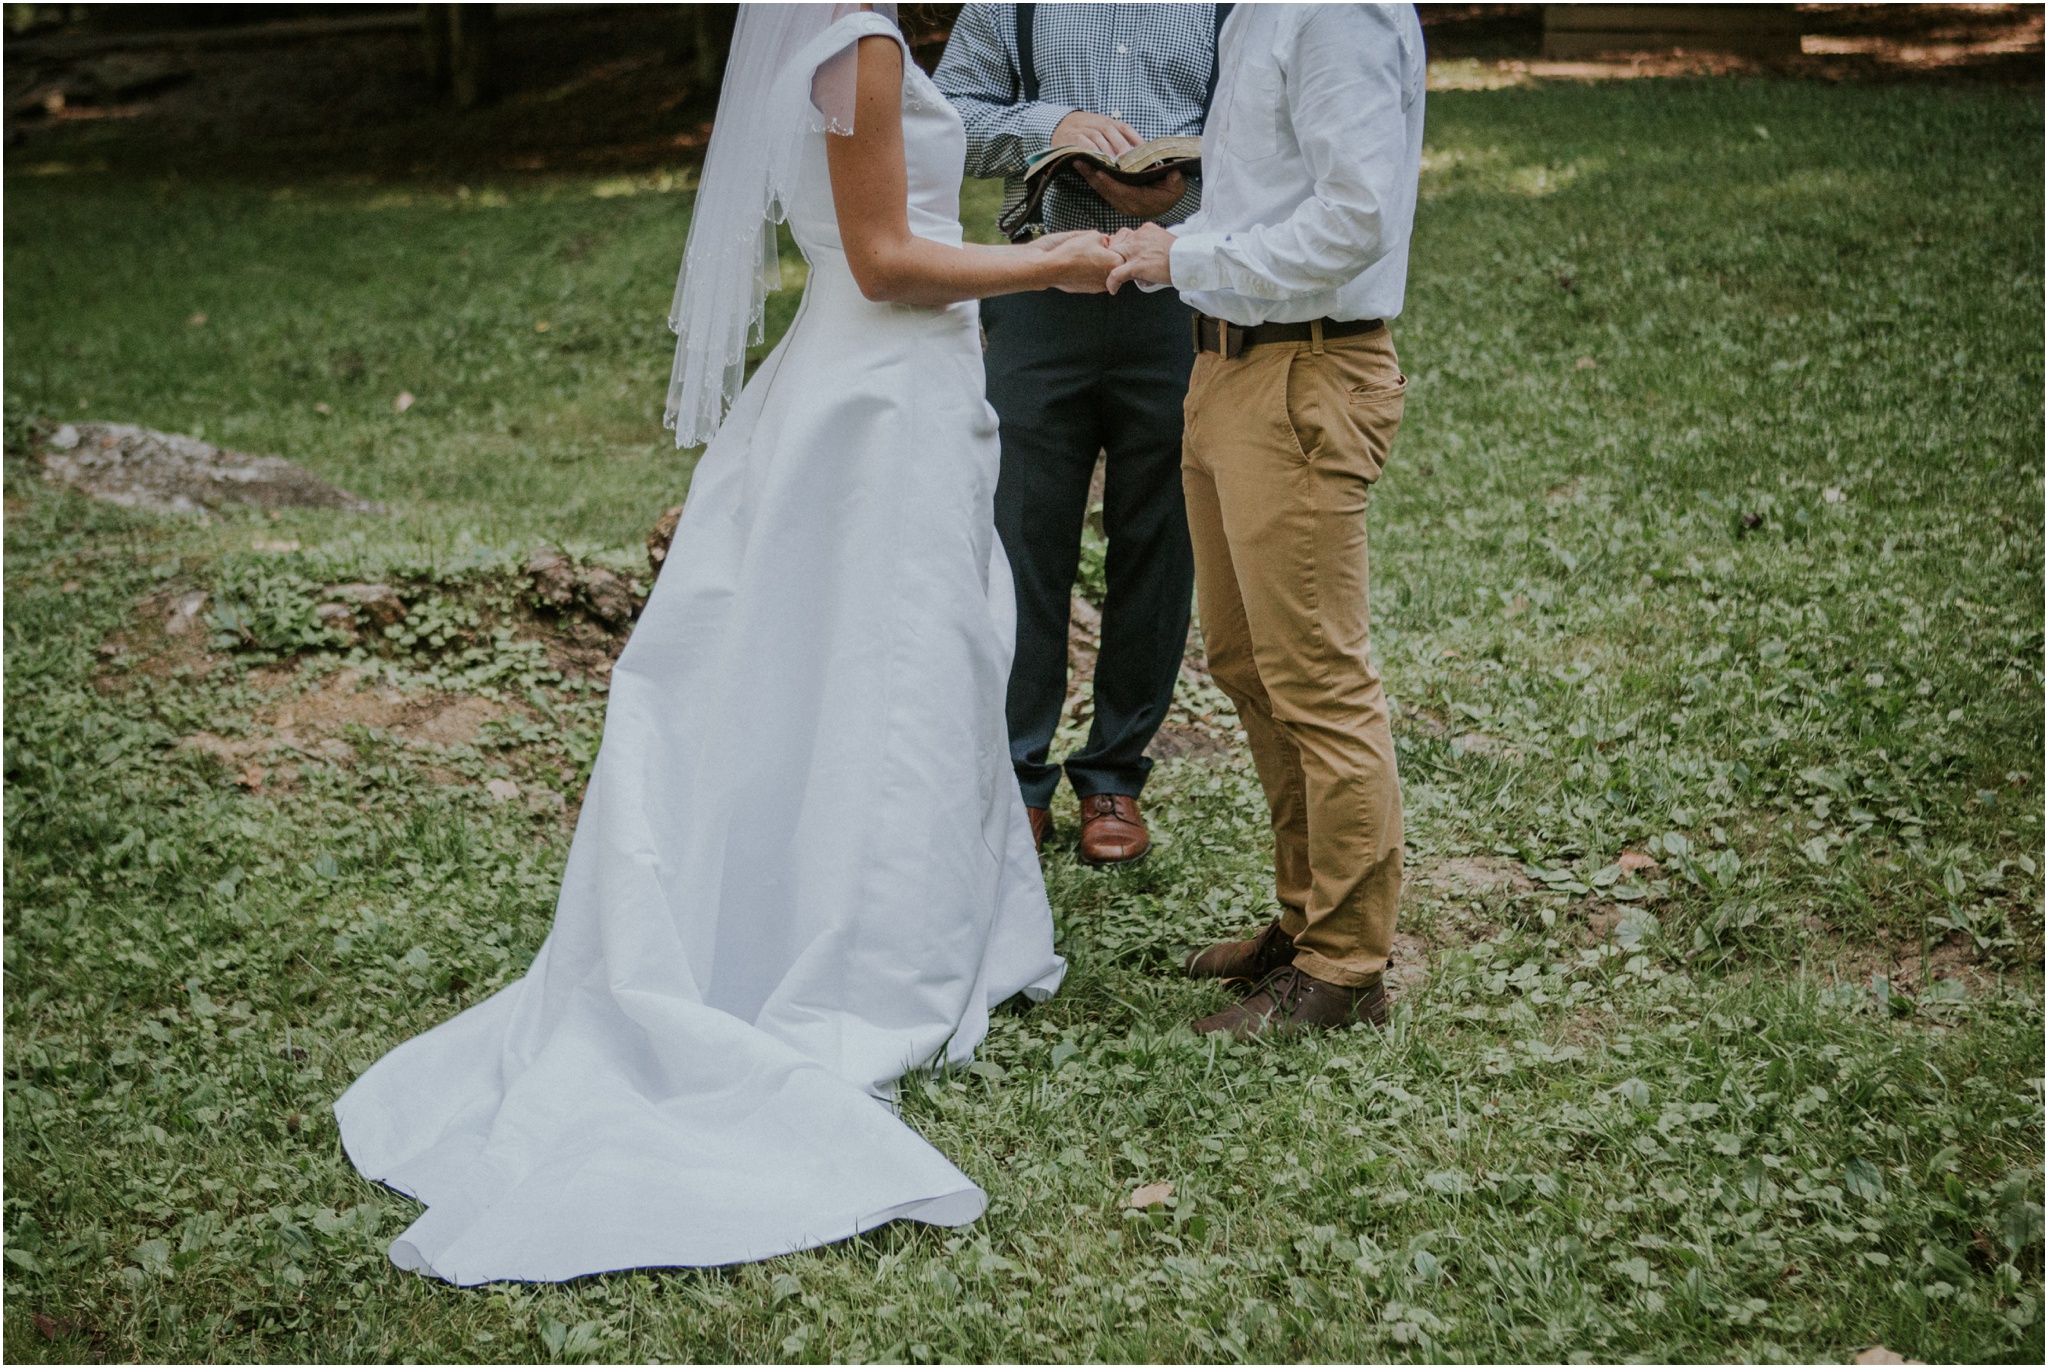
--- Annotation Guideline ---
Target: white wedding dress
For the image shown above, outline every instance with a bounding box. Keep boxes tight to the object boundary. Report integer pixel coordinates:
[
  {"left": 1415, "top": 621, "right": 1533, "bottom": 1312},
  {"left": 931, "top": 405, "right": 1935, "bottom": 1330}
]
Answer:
[{"left": 334, "top": 12, "right": 1064, "bottom": 1285}]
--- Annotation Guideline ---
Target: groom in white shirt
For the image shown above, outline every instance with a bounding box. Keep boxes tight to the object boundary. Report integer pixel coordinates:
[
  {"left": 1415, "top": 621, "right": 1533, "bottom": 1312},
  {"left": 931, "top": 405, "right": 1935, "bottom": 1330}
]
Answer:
[{"left": 1108, "top": 2, "right": 1426, "bottom": 1038}]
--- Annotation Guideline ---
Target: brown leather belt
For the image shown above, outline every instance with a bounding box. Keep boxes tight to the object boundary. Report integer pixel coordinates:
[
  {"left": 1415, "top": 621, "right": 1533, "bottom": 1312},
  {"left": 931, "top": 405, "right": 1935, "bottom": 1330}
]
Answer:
[{"left": 1193, "top": 314, "right": 1383, "bottom": 358}]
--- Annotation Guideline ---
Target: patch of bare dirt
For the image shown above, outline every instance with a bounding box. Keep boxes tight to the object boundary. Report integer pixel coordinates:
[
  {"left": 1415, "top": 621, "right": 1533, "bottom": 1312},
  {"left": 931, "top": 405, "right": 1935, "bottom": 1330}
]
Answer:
[
  {"left": 1801, "top": 930, "right": 2013, "bottom": 1002},
  {"left": 176, "top": 668, "right": 515, "bottom": 792},
  {"left": 268, "top": 668, "right": 506, "bottom": 745},
  {"left": 1385, "top": 930, "right": 1431, "bottom": 1003},
  {"left": 96, "top": 587, "right": 220, "bottom": 684},
  {"left": 1366, "top": 856, "right": 1540, "bottom": 1002},
  {"left": 1418, "top": 855, "right": 1535, "bottom": 898},
  {"left": 1147, "top": 722, "right": 1238, "bottom": 765}
]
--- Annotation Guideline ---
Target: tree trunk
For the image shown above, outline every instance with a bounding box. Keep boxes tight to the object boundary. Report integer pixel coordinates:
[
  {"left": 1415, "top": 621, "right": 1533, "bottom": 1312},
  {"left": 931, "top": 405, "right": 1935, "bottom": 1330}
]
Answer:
[
  {"left": 449, "top": 3, "right": 494, "bottom": 108},
  {"left": 420, "top": 3, "right": 451, "bottom": 86},
  {"left": 420, "top": 3, "right": 493, "bottom": 107},
  {"left": 691, "top": 4, "right": 738, "bottom": 87}
]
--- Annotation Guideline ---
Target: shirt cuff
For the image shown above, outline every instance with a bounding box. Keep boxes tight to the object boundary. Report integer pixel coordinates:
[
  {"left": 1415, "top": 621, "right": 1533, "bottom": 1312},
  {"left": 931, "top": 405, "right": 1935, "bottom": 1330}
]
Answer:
[
  {"left": 1018, "top": 101, "right": 1076, "bottom": 157},
  {"left": 1168, "top": 231, "right": 1229, "bottom": 292}
]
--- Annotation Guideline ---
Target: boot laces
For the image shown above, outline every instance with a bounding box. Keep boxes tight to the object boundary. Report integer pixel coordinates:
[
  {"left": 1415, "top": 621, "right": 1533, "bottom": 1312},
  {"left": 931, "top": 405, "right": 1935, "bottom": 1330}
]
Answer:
[{"left": 1251, "top": 964, "right": 1312, "bottom": 1018}]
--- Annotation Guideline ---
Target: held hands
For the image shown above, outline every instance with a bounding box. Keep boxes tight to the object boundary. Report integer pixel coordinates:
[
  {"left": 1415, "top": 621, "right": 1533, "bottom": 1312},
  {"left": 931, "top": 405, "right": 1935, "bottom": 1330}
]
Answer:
[
  {"left": 1026, "top": 223, "right": 1176, "bottom": 296},
  {"left": 1105, "top": 222, "right": 1176, "bottom": 294},
  {"left": 1032, "top": 230, "right": 1123, "bottom": 294}
]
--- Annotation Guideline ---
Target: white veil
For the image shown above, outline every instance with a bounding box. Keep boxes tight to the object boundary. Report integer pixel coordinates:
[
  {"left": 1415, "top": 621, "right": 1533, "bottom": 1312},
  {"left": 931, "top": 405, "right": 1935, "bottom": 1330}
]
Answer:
[{"left": 664, "top": 2, "right": 900, "bottom": 448}]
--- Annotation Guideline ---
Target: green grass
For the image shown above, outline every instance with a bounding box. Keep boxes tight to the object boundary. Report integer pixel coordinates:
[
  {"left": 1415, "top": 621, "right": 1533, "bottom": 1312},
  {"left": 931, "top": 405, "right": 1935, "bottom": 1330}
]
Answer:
[{"left": 5, "top": 77, "right": 2043, "bottom": 1363}]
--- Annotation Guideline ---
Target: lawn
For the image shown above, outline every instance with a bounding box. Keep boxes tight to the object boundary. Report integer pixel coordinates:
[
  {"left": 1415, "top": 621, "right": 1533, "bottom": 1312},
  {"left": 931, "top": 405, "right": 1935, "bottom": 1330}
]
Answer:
[{"left": 4, "top": 75, "right": 2043, "bottom": 1363}]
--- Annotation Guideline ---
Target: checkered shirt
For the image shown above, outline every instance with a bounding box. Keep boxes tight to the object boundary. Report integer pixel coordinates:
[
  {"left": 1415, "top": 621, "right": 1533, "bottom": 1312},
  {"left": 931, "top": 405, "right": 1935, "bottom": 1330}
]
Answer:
[{"left": 933, "top": 3, "right": 1219, "bottom": 237}]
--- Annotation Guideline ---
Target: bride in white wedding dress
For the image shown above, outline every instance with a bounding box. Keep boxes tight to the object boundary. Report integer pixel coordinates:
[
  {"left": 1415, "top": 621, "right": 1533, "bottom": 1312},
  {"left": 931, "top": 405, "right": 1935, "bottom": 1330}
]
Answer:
[{"left": 333, "top": 4, "right": 1121, "bottom": 1285}]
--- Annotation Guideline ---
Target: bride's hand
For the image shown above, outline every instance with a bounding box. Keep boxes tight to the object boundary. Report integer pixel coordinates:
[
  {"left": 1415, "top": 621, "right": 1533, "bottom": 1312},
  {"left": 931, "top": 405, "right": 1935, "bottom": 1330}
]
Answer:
[
  {"left": 1027, "top": 229, "right": 1102, "bottom": 252},
  {"left": 1035, "top": 231, "right": 1120, "bottom": 294}
]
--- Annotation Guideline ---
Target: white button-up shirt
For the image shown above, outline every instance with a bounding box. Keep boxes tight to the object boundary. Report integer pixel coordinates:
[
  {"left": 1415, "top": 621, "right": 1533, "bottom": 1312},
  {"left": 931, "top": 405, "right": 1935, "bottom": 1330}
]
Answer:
[{"left": 1169, "top": 3, "right": 1426, "bottom": 326}]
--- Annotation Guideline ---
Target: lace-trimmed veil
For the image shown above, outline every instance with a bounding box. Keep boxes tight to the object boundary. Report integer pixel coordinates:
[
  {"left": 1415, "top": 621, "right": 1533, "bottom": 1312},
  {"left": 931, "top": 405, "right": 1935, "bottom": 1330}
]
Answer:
[{"left": 663, "top": 3, "right": 900, "bottom": 448}]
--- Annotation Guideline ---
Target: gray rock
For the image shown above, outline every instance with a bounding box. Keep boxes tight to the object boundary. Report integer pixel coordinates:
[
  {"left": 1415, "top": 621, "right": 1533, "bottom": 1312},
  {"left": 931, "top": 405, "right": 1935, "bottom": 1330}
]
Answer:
[
  {"left": 164, "top": 590, "right": 209, "bottom": 635},
  {"left": 41, "top": 422, "right": 382, "bottom": 517}
]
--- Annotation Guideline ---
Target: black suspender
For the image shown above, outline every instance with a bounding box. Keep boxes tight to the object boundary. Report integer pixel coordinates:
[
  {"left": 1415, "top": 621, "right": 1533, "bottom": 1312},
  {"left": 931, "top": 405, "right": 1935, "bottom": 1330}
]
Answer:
[
  {"left": 1016, "top": 2, "right": 1038, "bottom": 103},
  {"left": 1205, "top": 4, "right": 1232, "bottom": 119}
]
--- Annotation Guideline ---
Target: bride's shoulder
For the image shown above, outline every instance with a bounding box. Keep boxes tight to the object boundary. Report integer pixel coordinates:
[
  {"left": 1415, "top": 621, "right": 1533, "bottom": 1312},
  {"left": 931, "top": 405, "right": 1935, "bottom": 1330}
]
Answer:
[
  {"left": 812, "top": 8, "right": 909, "bottom": 54},
  {"left": 808, "top": 12, "right": 937, "bottom": 106}
]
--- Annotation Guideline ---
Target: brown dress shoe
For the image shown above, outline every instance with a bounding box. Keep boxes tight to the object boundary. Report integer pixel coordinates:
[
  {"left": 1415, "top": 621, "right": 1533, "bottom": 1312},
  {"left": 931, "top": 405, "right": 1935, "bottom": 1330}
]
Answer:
[
  {"left": 1192, "top": 965, "right": 1388, "bottom": 1040},
  {"left": 1184, "top": 918, "right": 1295, "bottom": 987},
  {"left": 1026, "top": 806, "right": 1051, "bottom": 853},
  {"left": 1077, "top": 793, "right": 1149, "bottom": 866}
]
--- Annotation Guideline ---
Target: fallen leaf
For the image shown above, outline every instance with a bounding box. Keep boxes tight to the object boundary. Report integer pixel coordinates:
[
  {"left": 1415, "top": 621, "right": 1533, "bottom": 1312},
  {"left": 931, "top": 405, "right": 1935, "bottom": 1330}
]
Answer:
[
  {"left": 1129, "top": 1181, "right": 1174, "bottom": 1209},
  {"left": 1618, "top": 850, "right": 1662, "bottom": 875},
  {"left": 1574, "top": 356, "right": 1597, "bottom": 370},
  {"left": 236, "top": 764, "right": 265, "bottom": 792},
  {"left": 34, "top": 1314, "right": 61, "bottom": 1339},
  {"left": 395, "top": 391, "right": 415, "bottom": 413},
  {"left": 61, "top": 581, "right": 81, "bottom": 591},
  {"left": 485, "top": 778, "right": 521, "bottom": 802},
  {"left": 314, "top": 401, "right": 331, "bottom": 415},
  {"left": 1852, "top": 1348, "right": 1922, "bottom": 1365},
  {"left": 535, "top": 320, "right": 552, "bottom": 333},
  {"left": 187, "top": 311, "right": 207, "bottom": 328}
]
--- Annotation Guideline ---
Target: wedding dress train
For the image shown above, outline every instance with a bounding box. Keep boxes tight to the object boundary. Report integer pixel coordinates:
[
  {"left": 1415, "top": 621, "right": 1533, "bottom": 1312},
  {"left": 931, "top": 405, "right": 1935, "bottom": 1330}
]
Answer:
[{"left": 334, "top": 11, "right": 1064, "bottom": 1284}]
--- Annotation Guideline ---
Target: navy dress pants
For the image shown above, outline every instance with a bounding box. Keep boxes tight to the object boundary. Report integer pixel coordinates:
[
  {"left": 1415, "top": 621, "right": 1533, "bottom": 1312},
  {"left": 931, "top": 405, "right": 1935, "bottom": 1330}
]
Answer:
[{"left": 981, "top": 285, "right": 1197, "bottom": 810}]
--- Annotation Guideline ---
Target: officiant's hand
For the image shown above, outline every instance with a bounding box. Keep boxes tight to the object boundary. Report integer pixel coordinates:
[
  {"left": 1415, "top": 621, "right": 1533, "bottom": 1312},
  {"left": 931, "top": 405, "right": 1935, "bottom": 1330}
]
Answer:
[
  {"left": 1052, "top": 109, "right": 1142, "bottom": 157},
  {"left": 1033, "top": 230, "right": 1121, "bottom": 294},
  {"left": 1078, "top": 164, "right": 1188, "bottom": 220},
  {"left": 1106, "top": 222, "right": 1176, "bottom": 293}
]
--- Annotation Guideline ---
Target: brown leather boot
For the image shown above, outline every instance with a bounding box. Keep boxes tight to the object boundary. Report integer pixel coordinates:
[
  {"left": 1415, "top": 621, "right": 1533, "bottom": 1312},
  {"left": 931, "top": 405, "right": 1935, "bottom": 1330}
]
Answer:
[
  {"left": 1026, "top": 806, "right": 1051, "bottom": 853},
  {"left": 1184, "top": 919, "right": 1295, "bottom": 987},
  {"left": 1077, "top": 793, "right": 1149, "bottom": 866},
  {"left": 1191, "top": 965, "right": 1388, "bottom": 1040}
]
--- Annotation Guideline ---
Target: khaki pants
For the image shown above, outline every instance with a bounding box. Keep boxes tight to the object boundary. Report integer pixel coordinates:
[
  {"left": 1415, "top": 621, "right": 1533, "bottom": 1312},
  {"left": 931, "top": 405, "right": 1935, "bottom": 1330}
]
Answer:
[{"left": 1181, "top": 325, "right": 1405, "bottom": 986}]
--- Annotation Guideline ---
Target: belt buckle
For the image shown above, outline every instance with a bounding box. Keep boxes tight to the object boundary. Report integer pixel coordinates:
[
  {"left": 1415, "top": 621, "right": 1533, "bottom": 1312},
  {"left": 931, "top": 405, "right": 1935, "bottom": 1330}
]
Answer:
[{"left": 1195, "top": 315, "right": 1245, "bottom": 359}]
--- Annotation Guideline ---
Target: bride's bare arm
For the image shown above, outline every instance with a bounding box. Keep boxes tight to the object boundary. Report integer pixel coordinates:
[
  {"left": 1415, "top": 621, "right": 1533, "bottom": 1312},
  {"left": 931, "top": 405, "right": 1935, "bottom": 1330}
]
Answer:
[{"left": 827, "top": 36, "right": 1118, "bottom": 306}]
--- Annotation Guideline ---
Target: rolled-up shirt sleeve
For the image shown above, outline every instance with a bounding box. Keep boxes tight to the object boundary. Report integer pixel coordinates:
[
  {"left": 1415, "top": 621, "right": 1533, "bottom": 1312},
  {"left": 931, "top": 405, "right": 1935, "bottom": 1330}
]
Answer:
[
  {"left": 1170, "top": 5, "right": 1409, "bottom": 300},
  {"left": 933, "top": 3, "right": 1075, "bottom": 181}
]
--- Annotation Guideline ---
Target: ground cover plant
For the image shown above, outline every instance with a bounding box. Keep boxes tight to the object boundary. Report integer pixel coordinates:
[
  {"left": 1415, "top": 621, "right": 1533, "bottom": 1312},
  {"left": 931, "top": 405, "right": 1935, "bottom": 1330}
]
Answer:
[{"left": 5, "top": 74, "right": 2043, "bottom": 1363}]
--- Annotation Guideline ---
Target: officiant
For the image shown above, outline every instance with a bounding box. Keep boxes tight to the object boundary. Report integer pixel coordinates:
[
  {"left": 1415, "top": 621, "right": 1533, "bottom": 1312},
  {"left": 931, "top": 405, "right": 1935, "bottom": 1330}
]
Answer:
[{"left": 935, "top": 4, "right": 1227, "bottom": 866}]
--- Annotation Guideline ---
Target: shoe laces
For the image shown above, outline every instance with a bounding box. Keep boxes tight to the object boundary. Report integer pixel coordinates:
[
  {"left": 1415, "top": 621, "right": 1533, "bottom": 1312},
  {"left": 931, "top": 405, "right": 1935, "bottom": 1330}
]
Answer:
[
  {"left": 1251, "top": 964, "right": 1312, "bottom": 1016},
  {"left": 1086, "top": 794, "right": 1124, "bottom": 819}
]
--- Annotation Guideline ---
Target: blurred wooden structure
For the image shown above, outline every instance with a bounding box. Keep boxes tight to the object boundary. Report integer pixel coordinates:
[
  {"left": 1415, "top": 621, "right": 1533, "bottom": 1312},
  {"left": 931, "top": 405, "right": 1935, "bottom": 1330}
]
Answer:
[{"left": 1542, "top": 5, "right": 1802, "bottom": 59}]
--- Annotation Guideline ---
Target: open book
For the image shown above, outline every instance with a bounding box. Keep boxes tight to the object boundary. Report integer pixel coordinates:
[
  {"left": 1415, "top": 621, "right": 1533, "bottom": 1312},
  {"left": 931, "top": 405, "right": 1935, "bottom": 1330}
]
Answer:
[{"left": 997, "top": 135, "right": 1202, "bottom": 240}]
